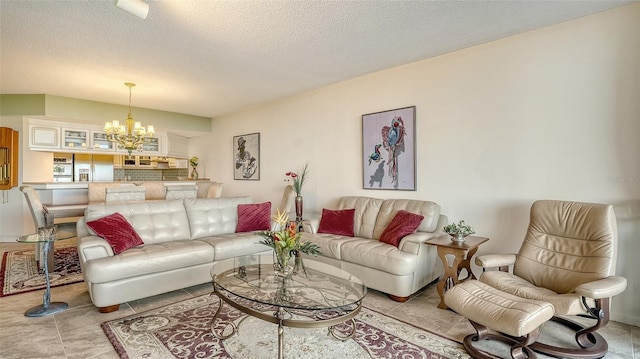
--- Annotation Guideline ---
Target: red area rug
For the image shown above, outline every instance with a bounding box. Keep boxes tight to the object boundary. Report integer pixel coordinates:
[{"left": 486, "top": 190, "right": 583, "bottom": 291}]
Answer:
[
  {"left": 0, "top": 245, "right": 83, "bottom": 297},
  {"left": 102, "top": 294, "right": 469, "bottom": 359}
]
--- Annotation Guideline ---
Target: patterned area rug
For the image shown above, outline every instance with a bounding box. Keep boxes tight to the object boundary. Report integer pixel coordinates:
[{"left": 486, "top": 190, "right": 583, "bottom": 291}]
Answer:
[
  {"left": 102, "top": 294, "right": 470, "bottom": 359},
  {"left": 0, "top": 245, "right": 83, "bottom": 297}
]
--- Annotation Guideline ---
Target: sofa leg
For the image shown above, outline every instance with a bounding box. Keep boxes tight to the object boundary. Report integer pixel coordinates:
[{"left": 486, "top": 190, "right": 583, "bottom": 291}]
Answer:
[
  {"left": 98, "top": 304, "right": 120, "bottom": 313},
  {"left": 388, "top": 294, "right": 410, "bottom": 302}
]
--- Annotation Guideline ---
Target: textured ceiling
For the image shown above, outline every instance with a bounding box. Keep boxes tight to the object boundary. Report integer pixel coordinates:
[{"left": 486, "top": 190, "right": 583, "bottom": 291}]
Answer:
[{"left": 0, "top": 1, "right": 635, "bottom": 120}]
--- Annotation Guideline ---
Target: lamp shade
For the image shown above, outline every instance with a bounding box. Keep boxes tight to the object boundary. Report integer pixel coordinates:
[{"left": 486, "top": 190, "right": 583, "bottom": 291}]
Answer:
[{"left": 115, "top": 0, "right": 149, "bottom": 20}]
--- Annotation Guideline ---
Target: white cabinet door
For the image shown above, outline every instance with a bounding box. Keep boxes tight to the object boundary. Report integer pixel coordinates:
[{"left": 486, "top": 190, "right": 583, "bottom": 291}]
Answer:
[
  {"left": 141, "top": 136, "right": 161, "bottom": 154},
  {"left": 169, "top": 158, "right": 188, "bottom": 169},
  {"left": 90, "top": 130, "right": 116, "bottom": 151},
  {"left": 29, "top": 125, "right": 60, "bottom": 149},
  {"left": 61, "top": 128, "right": 90, "bottom": 150},
  {"left": 166, "top": 133, "right": 189, "bottom": 158}
]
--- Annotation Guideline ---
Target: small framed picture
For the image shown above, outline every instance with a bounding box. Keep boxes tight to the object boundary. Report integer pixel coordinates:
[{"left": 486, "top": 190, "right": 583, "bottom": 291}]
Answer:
[
  {"left": 233, "top": 133, "right": 260, "bottom": 180},
  {"left": 362, "top": 106, "right": 416, "bottom": 190}
]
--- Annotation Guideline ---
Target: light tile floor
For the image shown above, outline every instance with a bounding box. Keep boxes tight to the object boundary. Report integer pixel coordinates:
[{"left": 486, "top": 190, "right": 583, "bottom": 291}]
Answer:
[{"left": 0, "top": 239, "right": 637, "bottom": 358}]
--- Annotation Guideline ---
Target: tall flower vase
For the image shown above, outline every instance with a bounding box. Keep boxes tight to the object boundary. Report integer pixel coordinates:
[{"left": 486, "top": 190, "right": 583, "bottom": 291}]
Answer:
[
  {"left": 191, "top": 167, "right": 199, "bottom": 180},
  {"left": 273, "top": 248, "right": 295, "bottom": 278},
  {"left": 295, "top": 195, "right": 303, "bottom": 222}
]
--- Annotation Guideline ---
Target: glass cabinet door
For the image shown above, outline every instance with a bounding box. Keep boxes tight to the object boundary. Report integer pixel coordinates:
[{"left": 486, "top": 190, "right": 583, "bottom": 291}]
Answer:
[
  {"left": 142, "top": 137, "right": 161, "bottom": 153},
  {"left": 61, "top": 128, "right": 89, "bottom": 150},
  {"left": 90, "top": 131, "right": 115, "bottom": 151}
]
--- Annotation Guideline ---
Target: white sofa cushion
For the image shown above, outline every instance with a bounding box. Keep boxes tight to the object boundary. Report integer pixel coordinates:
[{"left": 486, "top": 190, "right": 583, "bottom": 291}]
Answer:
[
  {"left": 300, "top": 232, "right": 358, "bottom": 260},
  {"left": 184, "top": 196, "right": 253, "bottom": 239},
  {"left": 84, "top": 200, "right": 191, "bottom": 244},
  {"left": 84, "top": 239, "right": 215, "bottom": 283},
  {"left": 339, "top": 238, "right": 418, "bottom": 276},
  {"left": 197, "top": 232, "right": 270, "bottom": 261}
]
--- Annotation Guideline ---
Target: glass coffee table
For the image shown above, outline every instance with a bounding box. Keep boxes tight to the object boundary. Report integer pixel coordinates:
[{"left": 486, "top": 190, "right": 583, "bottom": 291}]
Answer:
[
  {"left": 211, "top": 253, "right": 367, "bottom": 359},
  {"left": 16, "top": 225, "right": 75, "bottom": 317}
]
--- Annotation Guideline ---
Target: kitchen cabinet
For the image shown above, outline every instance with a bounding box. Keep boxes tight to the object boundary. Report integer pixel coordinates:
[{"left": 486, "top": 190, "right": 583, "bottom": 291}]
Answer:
[
  {"left": 90, "top": 131, "right": 116, "bottom": 151},
  {"left": 142, "top": 137, "right": 161, "bottom": 153},
  {"left": 61, "top": 128, "right": 90, "bottom": 150},
  {"left": 168, "top": 158, "right": 188, "bottom": 169},
  {"left": 166, "top": 133, "right": 189, "bottom": 158},
  {"left": 113, "top": 155, "right": 123, "bottom": 168},
  {"left": 28, "top": 118, "right": 168, "bottom": 155},
  {"left": 123, "top": 155, "right": 157, "bottom": 168},
  {"left": 29, "top": 125, "right": 60, "bottom": 149}
]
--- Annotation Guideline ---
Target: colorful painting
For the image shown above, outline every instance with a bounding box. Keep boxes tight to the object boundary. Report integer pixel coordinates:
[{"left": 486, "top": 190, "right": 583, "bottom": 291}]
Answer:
[
  {"left": 233, "top": 133, "right": 260, "bottom": 180},
  {"left": 362, "top": 106, "right": 416, "bottom": 190}
]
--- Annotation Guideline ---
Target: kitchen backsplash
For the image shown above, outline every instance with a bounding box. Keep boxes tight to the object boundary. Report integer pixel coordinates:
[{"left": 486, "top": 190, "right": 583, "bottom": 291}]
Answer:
[{"left": 114, "top": 168, "right": 189, "bottom": 182}]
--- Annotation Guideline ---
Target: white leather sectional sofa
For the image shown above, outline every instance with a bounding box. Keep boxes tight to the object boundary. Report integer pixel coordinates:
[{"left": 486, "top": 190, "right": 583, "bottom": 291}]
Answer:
[
  {"left": 301, "top": 196, "right": 446, "bottom": 301},
  {"left": 76, "top": 196, "right": 269, "bottom": 312}
]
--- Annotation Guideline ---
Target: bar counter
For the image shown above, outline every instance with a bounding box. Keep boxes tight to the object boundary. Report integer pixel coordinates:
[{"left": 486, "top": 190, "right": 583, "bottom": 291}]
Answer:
[{"left": 23, "top": 180, "right": 205, "bottom": 190}]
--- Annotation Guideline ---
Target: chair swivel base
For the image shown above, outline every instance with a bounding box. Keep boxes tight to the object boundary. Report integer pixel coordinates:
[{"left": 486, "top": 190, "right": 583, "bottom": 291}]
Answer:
[{"left": 528, "top": 316, "right": 608, "bottom": 359}]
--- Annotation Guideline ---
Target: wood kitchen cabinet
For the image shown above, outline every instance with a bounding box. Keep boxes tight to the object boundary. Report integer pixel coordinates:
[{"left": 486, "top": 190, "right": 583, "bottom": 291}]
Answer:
[{"left": 0, "top": 127, "right": 19, "bottom": 190}]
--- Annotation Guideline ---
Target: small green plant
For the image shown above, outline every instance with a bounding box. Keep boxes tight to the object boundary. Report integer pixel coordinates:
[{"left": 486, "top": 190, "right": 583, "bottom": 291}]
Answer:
[{"left": 443, "top": 220, "right": 475, "bottom": 237}]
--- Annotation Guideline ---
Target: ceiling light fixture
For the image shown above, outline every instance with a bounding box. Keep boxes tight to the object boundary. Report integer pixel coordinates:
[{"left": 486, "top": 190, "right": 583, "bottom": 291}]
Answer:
[
  {"left": 115, "top": 0, "right": 149, "bottom": 20},
  {"left": 104, "top": 82, "right": 155, "bottom": 155}
]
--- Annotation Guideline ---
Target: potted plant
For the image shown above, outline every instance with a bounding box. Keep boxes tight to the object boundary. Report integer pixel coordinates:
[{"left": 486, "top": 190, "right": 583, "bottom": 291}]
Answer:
[
  {"left": 189, "top": 156, "right": 199, "bottom": 180},
  {"left": 443, "top": 220, "right": 475, "bottom": 242}
]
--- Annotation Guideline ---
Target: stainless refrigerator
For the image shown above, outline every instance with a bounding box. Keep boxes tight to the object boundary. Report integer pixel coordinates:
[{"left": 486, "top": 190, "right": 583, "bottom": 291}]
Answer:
[{"left": 74, "top": 154, "right": 114, "bottom": 182}]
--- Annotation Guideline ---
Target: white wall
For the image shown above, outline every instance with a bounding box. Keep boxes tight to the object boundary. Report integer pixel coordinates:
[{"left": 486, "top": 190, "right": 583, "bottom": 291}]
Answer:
[{"left": 190, "top": 4, "right": 640, "bottom": 325}]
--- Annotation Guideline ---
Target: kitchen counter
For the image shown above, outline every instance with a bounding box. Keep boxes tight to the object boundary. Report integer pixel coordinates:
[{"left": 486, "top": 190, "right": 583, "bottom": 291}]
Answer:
[{"left": 23, "top": 180, "right": 210, "bottom": 190}]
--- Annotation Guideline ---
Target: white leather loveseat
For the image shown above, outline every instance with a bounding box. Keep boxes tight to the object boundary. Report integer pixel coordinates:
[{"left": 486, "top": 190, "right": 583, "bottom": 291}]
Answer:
[
  {"left": 301, "top": 196, "right": 446, "bottom": 301},
  {"left": 76, "top": 196, "right": 269, "bottom": 312}
]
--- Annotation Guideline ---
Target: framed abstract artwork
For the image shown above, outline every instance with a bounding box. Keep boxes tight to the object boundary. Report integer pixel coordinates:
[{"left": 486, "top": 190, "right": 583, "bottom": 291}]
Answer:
[
  {"left": 233, "top": 132, "right": 260, "bottom": 180},
  {"left": 362, "top": 106, "right": 416, "bottom": 190}
]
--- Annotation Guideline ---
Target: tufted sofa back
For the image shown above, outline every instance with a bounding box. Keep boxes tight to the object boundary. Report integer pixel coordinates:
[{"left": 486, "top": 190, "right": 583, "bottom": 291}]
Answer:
[
  {"left": 184, "top": 196, "right": 253, "bottom": 239},
  {"left": 337, "top": 196, "right": 441, "bottom": 240},
  {"left": 84, "top": 199, "right": 191, "bottom": 244},
  {"left": 337, "top": 197, "right": 384, "bottom": 239},
  {"left": 81, "top": 196, "right": 255, "bottom": 244}
]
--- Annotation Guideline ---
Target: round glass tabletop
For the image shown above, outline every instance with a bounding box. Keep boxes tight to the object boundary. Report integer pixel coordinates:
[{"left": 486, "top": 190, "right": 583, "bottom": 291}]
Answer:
[
  {"left": 212, "top": 253, "right": 366, "bottom": 311},
  {"left": 17, "top": 223, "right": 77, "bottom": 243}
]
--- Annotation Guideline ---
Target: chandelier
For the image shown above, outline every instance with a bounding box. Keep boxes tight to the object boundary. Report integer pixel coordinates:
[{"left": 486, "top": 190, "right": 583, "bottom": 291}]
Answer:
[{"left": 104, "top": 82, "right": 155, "bottom": 155}]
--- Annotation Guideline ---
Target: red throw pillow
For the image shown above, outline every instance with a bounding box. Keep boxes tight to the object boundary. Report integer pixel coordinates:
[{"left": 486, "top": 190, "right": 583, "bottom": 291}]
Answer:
[
  {"left": 86, "top": 212, "right": 143, "bottom": 254},
  {"left": 236, "top": 202, "right": 272, "bottom": 233},
  {"left": 380, "top": 210, "right": 424, "bottom": 248},
  {"left": 317, "top": 208, "right": 355, "bottom": 237}
]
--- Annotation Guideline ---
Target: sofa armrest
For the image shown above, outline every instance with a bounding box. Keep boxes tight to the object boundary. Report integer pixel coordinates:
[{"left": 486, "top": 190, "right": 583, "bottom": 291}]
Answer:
[
  {"left": 301, "top": 218, "right": 321, "bottom": 233},
  {"left": 575, "top": 276, "right": 627, "bottom": 299},
  {"left": 77, "top": 236, "right": 114, "bottom": 263},
  {"left": 399, "top": 232, "right": 440, "bottom": 254}
]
